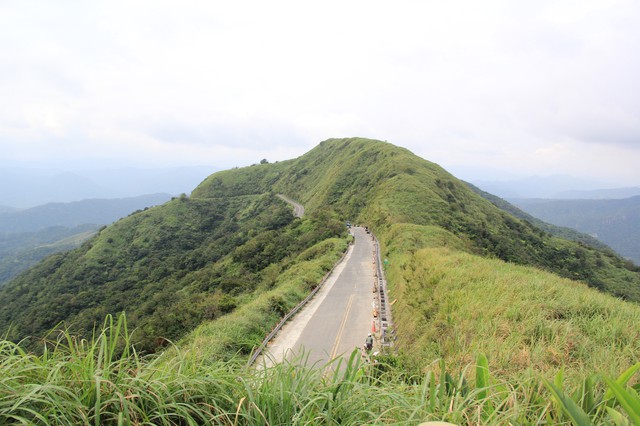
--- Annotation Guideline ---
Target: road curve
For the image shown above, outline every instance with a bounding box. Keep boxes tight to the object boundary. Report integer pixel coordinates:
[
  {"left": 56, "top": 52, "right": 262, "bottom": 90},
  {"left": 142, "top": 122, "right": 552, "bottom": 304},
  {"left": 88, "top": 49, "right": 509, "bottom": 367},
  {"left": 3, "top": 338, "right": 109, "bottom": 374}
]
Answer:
[
  {"left": 276, "top": 194, "right": 305, "bottom": 218},
  {"left": 259, "top": 226, "right": 376, "bottom": 368}
]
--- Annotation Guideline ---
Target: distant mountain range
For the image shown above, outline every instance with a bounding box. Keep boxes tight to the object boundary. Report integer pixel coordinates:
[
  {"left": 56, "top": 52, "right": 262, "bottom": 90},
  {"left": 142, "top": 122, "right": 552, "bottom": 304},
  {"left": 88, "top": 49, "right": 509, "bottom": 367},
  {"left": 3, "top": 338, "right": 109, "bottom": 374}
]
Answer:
[
  {"left": 0, "top": 193, "right": 173, "bottom": 285},
  {"left": 0, "top": 193, "right": 173, "bottom": 233},
  {"left": 511, "top": 196, "right": 640, "bottom": 265},
  {"left": 0, "top": 166, "right": 215, "bottom": 208},
  {"left": 554, "top": 188, "right": 640, "bottom": 199},
  {"left": 472, "top": 175, "right": 640, "bottom": 199}
]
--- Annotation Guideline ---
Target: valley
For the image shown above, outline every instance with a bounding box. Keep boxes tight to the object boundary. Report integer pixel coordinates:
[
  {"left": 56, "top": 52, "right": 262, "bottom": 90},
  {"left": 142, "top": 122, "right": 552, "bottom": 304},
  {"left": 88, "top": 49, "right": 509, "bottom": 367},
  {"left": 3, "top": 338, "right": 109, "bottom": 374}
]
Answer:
[{"left": 511, "top": 196, "right": 640, "bottom": 265}]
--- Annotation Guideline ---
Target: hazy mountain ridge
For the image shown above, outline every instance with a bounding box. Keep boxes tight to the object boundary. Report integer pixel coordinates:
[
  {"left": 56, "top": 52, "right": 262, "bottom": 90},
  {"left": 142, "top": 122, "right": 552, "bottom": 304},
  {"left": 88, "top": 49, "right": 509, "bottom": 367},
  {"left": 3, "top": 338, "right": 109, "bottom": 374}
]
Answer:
[
  {"left": 464, "top": 182, "right": 612, "bottom": 252},
  {"left": 0, "top": 193, "right": 173, "bottom": 233},
  {"left": 0, "top": 194, "right": 174, "bottom": 285},
  {"left": 0, "top": 166, "right": 214, "bottom": 208},
  {"left": 473, "top": 174, "right": 640, "bottom": 199},
  {"left": 0, "top": 226, "right": 98, "bottom": 285},
  {"left": 511, "top": 196, "right": 640, "bottom": 265},
  {"left": 556, "top": 187, "right": 640, "bottom": 199}
]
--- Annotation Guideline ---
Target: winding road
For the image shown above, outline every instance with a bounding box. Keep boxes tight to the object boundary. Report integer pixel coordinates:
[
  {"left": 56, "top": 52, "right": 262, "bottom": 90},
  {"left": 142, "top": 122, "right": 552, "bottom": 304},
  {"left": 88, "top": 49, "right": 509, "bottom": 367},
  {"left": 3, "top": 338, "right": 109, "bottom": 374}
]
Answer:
[{"left": 277, "top": 194, "right": 305, "bottom": 218}]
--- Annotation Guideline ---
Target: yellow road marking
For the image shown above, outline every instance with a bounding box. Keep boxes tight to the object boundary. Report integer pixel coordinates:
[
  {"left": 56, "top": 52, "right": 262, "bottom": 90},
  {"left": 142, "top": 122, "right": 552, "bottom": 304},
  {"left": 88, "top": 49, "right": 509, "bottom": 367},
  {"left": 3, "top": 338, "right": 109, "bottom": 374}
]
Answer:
[{"left": 329, "top": 294, "right": 354, "bottom": 360}]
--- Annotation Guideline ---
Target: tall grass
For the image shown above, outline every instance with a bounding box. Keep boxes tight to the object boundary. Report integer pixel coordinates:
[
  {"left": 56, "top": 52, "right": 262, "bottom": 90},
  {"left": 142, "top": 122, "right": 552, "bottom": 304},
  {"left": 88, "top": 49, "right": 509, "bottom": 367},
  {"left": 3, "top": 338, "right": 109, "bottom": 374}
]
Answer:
[
  {"left": 0, "top": 314, "right": 239, "bottom": 425},
  {"left": 2, "top": 317, "right": 639, "bottom": 425},
  {"left": 381, "top": 224, "right": 640, "bottom": 385}
]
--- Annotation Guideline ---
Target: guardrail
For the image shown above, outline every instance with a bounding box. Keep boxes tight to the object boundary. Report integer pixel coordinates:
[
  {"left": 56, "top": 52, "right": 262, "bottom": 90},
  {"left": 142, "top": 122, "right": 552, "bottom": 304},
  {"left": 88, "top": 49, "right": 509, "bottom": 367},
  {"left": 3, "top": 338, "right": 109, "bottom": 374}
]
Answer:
[
  {"left": 247, "top": 240, "right": 352, "bottom": 367},
  {"left": 372, "top": 233, "right": 394, "bottom": 349}
]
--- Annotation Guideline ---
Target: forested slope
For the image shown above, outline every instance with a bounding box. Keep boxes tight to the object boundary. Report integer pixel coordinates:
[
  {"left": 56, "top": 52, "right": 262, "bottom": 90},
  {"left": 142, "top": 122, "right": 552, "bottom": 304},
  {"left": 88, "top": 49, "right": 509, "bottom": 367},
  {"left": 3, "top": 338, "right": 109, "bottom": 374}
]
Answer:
[{"left": 0, "top": 192, "right": 346, "bottom": 352}]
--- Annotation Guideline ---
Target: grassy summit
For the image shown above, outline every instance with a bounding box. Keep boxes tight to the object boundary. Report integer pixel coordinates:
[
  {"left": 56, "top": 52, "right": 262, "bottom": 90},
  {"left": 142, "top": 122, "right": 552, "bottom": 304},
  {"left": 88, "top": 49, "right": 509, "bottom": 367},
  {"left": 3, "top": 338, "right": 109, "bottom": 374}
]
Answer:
[
  {"left": 192, "top": 137, "right": 640, "bottom": 378},
  {"left": 197, "top": 138, "right": 639, "bottom": 295}
]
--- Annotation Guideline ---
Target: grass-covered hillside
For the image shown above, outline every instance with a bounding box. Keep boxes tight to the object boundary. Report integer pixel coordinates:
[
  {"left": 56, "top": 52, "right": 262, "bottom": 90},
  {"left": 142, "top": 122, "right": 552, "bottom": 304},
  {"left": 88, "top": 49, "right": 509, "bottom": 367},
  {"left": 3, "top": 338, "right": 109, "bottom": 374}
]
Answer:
[
  {"left": 3, "top": 137, "right": 640, "bottom": 424},
  {"left": 384, "top": 224, "right": 640, "bottom": 379},
  {"left": 3, "top": 137, "right": 640, "bottom": 353},
  {"left": 191, "top": 138, "right": 640, "bottom": 377},
  {"left": 196, "top": 138, "right": 640, "bottom": 300}
]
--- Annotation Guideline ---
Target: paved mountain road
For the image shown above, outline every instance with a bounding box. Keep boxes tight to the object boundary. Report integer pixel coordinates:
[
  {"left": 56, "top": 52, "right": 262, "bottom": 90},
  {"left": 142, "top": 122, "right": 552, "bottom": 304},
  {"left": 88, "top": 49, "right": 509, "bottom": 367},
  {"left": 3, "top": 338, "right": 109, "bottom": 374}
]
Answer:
[
  {"left": 259, "top": 226, "right": 376, "bottom": 368},
  {"left": 276, "top": 194, "right": 305, "bottom": 218}
]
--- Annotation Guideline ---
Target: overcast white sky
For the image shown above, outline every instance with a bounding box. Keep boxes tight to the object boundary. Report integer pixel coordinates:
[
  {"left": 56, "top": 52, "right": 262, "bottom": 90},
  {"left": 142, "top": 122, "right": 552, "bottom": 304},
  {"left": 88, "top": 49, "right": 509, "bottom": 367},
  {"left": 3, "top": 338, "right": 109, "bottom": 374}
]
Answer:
[{"left": 1, "top": 0, "right": 639, "bottom": 185}]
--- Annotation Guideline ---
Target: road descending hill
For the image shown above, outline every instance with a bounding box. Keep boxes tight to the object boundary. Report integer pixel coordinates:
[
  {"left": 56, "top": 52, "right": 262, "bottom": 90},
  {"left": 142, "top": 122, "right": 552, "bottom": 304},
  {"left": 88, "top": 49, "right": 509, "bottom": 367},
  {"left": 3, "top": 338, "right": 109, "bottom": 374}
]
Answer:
[{"left": 260, "top": 226, "right": 376, "bottom": 368}]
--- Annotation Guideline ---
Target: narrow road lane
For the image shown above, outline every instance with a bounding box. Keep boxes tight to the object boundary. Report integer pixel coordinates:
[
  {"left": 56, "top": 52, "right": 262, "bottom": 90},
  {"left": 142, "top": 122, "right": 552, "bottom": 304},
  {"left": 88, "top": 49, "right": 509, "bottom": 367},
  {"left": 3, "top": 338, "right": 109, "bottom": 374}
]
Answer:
[
  {"left": 276, "top": 194, "right": 305, "bottom": 218},
  {"left": 261, "top": 226, "right": 375, "bottom": 368}
]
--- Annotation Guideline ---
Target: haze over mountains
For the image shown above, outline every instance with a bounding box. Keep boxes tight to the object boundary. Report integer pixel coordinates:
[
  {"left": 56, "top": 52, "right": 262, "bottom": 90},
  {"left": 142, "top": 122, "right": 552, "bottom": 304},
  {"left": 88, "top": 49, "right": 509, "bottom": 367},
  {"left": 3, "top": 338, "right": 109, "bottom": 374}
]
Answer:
[
  {"left": 469, "top": 176, "right": 640, "bottom": 264},
  {"left": 512, "top": 196, "right": 640, "bottom": 265},
  {"left": 0, "top": 193, "right": 173, "bottom": 233},
  {"left": 0, "top": 193, "right": 173, "bottom": 285},
  {"left": 0, "top": 166, "right": 215, "bottom": 208},
  {"left": 472, "top": 174, "right": 640, "bottom": 200}
]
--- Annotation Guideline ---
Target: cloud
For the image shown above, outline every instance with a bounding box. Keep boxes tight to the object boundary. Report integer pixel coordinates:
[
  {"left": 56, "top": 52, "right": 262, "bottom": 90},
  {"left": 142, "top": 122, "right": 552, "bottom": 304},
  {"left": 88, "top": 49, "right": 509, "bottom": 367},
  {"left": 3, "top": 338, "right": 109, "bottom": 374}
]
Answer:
[
  {"left": 141, "top": 117, "right": 307, "bottom": 151},
  {"left": 0, "top": 0, "right": 638, "bottom": 185}
]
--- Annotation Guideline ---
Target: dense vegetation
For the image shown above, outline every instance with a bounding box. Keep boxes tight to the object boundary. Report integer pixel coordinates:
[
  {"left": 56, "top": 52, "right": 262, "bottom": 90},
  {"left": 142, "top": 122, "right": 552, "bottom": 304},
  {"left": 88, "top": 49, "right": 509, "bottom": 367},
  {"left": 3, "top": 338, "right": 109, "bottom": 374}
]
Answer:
[
  {"left": 0, "top": 194, "right": 172, "bottom": 285},
  {"left": 512, "top": 196, "right": 640, "bottom": 265},
  {"left": 195, "top": 138, "right": 640, "bottom": 301},
  {"left": 0, "top": 192, "right": 346, "bottom": 353},
  {"left": 0, "top": 225, "right": 97, "bottom": 285},
  {"left": 192, "top": 138, "right": 640, "bottom": 372},
  {"left": 2, "top": 137, "right": 640, "bottom": 423},
  {"left": 3, "top": 137, "right": 639, "bottom": 348}
]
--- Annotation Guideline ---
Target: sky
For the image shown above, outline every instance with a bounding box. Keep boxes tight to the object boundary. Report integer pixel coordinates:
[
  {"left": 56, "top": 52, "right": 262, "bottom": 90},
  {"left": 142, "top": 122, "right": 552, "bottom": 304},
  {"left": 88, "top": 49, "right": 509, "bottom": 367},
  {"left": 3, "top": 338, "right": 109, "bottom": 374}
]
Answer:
[{"left": 1, "top": 0, "right": 639, "bottom": 186}]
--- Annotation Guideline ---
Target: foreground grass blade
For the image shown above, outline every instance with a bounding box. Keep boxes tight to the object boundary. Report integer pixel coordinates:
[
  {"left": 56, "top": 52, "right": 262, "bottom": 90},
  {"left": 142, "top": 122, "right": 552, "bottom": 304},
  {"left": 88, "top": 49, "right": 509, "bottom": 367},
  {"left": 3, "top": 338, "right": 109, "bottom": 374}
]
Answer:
[
  {"left": 606, "top": 406, "right": 630, "bottom": 426},
  {"left": 475, "top": 353, "right": 490, "bottom": 400},
  {"left": 545, "top": 381, "right": 592, "bottom": 426},
  {"left": 604, "top": 377, "right": 640, "bottom": 425},
  {"left": 604, "top": 362, "right": 640, "bottom": 403}
]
